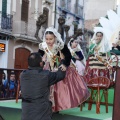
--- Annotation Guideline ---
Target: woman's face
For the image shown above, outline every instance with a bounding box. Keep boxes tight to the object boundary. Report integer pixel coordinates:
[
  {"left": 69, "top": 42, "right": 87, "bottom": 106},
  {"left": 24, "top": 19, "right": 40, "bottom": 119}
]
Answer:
[
  {"left": 71, "top": 40, "right": 78, "bottom": 48},
  {"left": 95, "top": 33, "right": 103, "bottom": 44},
  {"left": 45, "top": 34, "right": 55, "bottom": 47}
]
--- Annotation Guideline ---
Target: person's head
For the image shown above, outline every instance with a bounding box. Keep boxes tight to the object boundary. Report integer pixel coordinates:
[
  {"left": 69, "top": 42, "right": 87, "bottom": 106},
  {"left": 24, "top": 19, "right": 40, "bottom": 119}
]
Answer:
[
  {"left": 10, "top": 72, "right": 15, "bottom": 81},
  {"left": 95, "top": 32, "right": 103, "bottom": 44},
  {"left": 70, "top": 39, "right": 79, "bottom": 49},
  {"left": 28, "top": 52, "right": 44, "bottom": 68},
  {"left": 2, "top": 72, "right": 6, "bottom": 80},
  {"left": 45, "top": 31, "right": 56, "bottom": 47}
]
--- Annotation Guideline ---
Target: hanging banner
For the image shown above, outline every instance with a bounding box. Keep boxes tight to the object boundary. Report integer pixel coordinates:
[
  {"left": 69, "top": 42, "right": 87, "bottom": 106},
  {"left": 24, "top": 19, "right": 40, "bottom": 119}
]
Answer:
[{"left": 0, "top": 43, "right": 5, "bottom": 52}]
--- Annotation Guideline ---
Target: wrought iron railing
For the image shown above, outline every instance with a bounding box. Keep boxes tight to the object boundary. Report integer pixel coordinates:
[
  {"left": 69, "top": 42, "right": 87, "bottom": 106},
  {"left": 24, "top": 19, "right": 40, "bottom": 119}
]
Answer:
[{"left": 0, "top": 13, "right": 13, "bottom": 31}]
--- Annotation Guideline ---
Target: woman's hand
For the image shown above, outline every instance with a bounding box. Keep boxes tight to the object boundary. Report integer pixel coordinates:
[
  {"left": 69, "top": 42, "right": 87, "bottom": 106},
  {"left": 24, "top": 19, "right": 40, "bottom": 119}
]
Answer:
[
  {"left": 59, "top": 64, "right": 66, "bottom": 71},
  {"left": 74, "top": 55, "right": 79, "bottom": 60},
  {"left": 59, "top": 51, "right": 65, "bottom": 60}
]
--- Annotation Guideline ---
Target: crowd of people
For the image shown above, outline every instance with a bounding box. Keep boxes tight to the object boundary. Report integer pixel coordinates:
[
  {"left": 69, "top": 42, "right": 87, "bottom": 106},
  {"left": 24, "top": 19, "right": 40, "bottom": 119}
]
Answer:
[{"left": 0, "top": 71, "right": 18, "bottom": 98}]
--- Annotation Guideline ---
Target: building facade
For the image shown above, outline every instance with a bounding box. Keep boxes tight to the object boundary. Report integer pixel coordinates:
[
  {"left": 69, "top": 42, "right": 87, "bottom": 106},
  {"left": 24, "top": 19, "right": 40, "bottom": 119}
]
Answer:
[
  {"left": 54, "top": 0, "right": 84, "bottom": 41},
  {"left": 0, "top": 0, "right": 55, "bottom": 69}
]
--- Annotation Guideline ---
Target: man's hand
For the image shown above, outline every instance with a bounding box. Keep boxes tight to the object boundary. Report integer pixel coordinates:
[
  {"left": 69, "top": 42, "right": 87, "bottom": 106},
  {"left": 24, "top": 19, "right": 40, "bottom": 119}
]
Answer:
[{"left": 59, "top": 64, "right": 66, "bottom": 71}]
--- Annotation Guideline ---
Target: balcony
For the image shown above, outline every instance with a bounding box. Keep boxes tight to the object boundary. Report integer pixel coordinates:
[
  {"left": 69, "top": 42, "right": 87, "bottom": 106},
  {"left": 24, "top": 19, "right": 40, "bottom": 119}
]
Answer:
[
  {"left": 12, "top": 21, "right": 38, "bottom": 42},
  {"left": 0, "top": 14, "right": 13, "bottom": 32}
]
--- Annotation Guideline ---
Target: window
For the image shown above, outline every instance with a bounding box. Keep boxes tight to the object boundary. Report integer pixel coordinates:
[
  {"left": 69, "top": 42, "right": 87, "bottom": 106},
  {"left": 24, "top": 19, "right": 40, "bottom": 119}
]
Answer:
[
  {"left": 61, "top": 0, "right": 71, "bottom": 11},
  {"left": 75, "top": 4, "right": 83, "bottom": 17},
  {"left": 61, "top": 0, "right": 66, "bottom": 8},
  {"left": 21, "top": 0, "right": 29, "bottom": 22},
  {"left": 74, "top": 0, "right": 83, "bottom": 17},
  {"left": 67, "top": 0, "right": 71, "bottom": 11}
]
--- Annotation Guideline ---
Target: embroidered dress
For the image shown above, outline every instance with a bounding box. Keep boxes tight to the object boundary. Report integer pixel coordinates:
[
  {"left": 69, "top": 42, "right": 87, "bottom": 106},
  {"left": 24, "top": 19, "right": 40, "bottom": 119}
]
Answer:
[
  {"left": 68, "top": 39, "right": 86, "bottom": 76},
  {"left": 86, "top": 27, "right": 111, "bottom": 82}
]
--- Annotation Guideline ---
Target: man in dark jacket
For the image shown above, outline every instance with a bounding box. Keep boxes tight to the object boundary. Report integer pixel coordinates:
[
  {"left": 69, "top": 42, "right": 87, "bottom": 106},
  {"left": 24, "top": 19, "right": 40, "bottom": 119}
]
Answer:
[{"left": 20, "top": 52, "right": 66, "bottom": 120}]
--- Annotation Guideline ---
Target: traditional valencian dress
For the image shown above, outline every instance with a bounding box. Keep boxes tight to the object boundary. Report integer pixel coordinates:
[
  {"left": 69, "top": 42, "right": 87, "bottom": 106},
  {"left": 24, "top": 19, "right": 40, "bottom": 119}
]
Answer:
[
  {"left": 86, "top": 27, "right": 111, "bottom": 81},
  {"left": 67, "top": 39, "right": 86, "bottom": 76},
  {"left": 38, "top": 27, "right": 90, "bottom": 112}
]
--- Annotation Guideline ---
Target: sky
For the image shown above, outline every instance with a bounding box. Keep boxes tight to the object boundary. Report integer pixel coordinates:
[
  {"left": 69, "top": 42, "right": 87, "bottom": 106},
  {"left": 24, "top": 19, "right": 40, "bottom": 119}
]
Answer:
[{"left": 117, "top": 0, "right": 120, "bottom": 5}]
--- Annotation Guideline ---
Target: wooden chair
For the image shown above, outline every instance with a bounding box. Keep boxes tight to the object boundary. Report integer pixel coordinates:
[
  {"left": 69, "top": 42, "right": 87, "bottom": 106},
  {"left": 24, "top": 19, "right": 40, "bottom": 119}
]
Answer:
[
  {"left": 80, "top": 52, "right": 118, "bottom": 113},
  {"left": 87, "top": 76, "right": 110, "bottom": 114}
]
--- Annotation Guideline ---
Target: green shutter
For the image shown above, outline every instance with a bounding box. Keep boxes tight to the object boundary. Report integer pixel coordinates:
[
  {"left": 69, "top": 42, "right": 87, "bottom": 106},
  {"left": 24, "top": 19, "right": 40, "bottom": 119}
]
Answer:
[{"left": 2, "top": 0, "right": 7, "bottom": 16}]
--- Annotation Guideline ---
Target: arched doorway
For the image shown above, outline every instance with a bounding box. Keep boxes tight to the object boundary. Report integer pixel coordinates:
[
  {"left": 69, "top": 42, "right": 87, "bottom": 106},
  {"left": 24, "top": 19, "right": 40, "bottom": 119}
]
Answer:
[{"left": 14, "top": 48, "right": 30, "bottom": 69}]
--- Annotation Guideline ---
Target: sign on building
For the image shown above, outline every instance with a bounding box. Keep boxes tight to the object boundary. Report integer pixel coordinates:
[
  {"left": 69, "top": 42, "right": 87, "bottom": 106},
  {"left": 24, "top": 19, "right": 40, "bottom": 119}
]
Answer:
[{"left": 0, "top": 43, "right": 5, "bottom": 52}]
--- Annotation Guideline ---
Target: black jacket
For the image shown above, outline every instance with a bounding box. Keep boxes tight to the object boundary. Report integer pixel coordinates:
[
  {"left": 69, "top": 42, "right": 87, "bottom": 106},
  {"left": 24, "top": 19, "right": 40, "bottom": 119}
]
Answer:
[
  {"left": 20, "top": 67, "right": 66, "bottom": 120},
  {"left": 112, "top": 45, "right": 120, "bottom": 51},
  {"left": 72, "top": 51, "right": 84, "bottom": 63}
]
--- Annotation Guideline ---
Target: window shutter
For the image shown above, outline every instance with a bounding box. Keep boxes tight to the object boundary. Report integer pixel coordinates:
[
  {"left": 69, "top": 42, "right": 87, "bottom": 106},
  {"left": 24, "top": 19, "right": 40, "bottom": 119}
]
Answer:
[
  {"left": 2, "top": 0, "right": 7, "bottom": 16},
  {"left": 21, "top": 0, "right": 29, "bottom": 22}
]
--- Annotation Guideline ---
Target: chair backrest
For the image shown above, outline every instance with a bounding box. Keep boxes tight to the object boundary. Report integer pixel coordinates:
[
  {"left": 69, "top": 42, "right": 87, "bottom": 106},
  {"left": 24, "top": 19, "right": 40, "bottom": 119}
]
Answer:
[{"left": 87, "top": 76, "right": 110, "bottom": 88}]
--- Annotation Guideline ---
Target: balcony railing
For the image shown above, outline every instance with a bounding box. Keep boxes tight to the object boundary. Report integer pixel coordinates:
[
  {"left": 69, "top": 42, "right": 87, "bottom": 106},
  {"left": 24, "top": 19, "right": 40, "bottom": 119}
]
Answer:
[{"left": 0, "top": 14, "right": 13, "bottom": 31}]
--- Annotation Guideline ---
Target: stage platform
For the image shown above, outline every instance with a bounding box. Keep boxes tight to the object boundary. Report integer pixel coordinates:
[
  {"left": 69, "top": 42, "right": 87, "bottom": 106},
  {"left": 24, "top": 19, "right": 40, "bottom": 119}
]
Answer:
[{"left": 0, "top": 88, "right": 114, "bottom": 120}]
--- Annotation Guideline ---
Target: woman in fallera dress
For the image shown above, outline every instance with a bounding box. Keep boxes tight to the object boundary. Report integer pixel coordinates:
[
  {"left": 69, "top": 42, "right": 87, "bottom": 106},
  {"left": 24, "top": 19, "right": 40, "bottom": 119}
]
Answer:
[
  {"left": 68, "top": 38, "right": 86, "bottom": 76},
  {"left": 38, "top": 27, "right": 90, "bottom": 112},
  {"left": 87, "top": 27, "right": 111, "bottom": 80}
]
